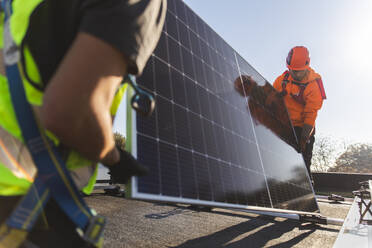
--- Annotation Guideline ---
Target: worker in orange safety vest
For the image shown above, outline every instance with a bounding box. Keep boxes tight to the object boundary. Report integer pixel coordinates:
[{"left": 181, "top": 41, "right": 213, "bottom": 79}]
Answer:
[{"left": 273, "top": 46, "right": 326, "bottom": 182}]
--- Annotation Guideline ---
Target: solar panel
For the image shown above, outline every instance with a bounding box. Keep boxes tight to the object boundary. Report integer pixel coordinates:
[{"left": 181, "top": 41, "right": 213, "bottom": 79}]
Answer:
[{"left": 127, "top": 0, "right": 319, "bottom": 213}]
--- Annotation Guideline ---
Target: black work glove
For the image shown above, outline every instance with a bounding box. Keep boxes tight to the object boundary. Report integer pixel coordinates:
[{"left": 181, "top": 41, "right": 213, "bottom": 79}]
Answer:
[
  {"left": 108, "top": 148, "right": 148, "bottom": 184},
  {"left": 300, "top": 124, "right": 313, "bottom": 153}
]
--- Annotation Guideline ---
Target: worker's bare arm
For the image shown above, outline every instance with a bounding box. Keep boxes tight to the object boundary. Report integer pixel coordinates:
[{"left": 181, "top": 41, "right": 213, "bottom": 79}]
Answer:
[{"left": 41, "top": 32, "right": 125, "bottom": 165}]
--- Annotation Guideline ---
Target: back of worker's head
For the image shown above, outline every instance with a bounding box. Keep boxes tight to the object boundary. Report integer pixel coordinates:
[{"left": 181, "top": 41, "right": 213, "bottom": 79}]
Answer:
[{"left": 286, "top": 46, "right": 310, "bottom": 70}]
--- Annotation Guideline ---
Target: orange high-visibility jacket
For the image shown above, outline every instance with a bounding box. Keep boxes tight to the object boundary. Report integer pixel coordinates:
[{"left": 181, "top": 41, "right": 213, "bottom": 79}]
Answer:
[{"left": 273, "top": 68, "right": 325, "bottom": 127}]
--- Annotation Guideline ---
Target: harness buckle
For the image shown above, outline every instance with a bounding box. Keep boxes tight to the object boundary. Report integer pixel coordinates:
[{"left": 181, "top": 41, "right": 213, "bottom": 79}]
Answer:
[
  {"left": 80, "top": 215, "right": 106, "bottom": 246},
  {"left": 0, "top": 224, "right": 28, "bottom": 248}
]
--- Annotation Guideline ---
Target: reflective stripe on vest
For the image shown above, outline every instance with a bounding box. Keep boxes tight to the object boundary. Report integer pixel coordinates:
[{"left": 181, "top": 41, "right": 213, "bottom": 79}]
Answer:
[
  {"left": 0, "top": 125, "right": 35, "bottom": 182},
  {"left": 0, "top": 134, "right": 99, "bottom": 195},
  {"left": 0, "top": 123, "right": 98, "bottom": 190}
]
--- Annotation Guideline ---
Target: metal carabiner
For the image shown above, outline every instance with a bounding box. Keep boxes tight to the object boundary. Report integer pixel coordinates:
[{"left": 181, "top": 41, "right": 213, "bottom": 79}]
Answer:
[{"left": 126, "top": 75, "right": 155, "bottom": 117}]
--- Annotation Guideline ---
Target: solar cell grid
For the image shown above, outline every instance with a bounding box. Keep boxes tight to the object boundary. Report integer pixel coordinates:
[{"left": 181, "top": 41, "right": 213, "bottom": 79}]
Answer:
[{"left": 131, "top": 0, "right": 318, "bottom": 212}]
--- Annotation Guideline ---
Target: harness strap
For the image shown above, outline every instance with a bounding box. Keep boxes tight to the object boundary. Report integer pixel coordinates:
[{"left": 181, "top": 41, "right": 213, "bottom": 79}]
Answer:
[
  {"left": 290, "top": 81, "right": 309, "bottom": 106},
  {"left": 279, "top": 70, "right": 290, "bottom": 97},
  {"left": 280, "top": 71, "right": 326, "bottom": 106},
  {"left": 0, "top": 1, "right": 104, "bottom": 247},
  {"left": 315, "top": 78, "right": 327, "bottom": 100}
]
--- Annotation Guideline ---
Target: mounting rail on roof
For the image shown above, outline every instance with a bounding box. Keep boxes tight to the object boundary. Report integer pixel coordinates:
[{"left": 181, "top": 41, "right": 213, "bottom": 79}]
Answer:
[{"left": 225, "top": 206, "right": 344, "bottom": 226}]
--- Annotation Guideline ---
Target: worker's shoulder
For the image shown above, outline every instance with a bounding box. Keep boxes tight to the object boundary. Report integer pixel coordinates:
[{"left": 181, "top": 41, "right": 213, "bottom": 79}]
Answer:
[
  {"left": 280, "top": 70, "right": 290, "bottom": 78},
  {"left": 305, "top": 78, "right": 324, "bottom": 98},
  {"left": 308, "top": 67, "right": 322, "bottom": 80},
  {"left": 305, "top": 69, "right": 322, "bottom": 86},
  {"left": 273, "top": 71, "right": 288, "bottom": 83}
]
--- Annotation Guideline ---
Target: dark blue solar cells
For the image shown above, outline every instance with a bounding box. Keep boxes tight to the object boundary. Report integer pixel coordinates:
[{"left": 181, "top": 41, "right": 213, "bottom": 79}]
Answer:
[{"left": 132, "top": 0, "right": 318, "bottom": 213}]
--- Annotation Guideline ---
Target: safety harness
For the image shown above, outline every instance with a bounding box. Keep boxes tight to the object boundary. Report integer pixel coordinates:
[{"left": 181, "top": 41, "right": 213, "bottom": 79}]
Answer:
[
  {"left": 0, "top": 0, "right": 104, "bottom": 247},
  {"left": 280, "top": 70, "right": 326, "bottom": 106}
]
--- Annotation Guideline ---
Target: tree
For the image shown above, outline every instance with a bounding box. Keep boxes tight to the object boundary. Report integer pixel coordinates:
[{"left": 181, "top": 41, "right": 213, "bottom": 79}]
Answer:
[
  {"left": 114, "top": 132, "right": 126, "bottom": 151},
  {"left": 311, "top": 134, "right": 347, "bottom": 172},
  {"left": 329, "top": 143, "right": 372, "bottom": 173}
]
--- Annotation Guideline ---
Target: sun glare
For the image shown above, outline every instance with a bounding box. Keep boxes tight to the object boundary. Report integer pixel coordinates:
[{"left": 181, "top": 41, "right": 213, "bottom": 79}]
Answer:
[{"left": 345, "top": 3, "right": 372, "bottom": 73}]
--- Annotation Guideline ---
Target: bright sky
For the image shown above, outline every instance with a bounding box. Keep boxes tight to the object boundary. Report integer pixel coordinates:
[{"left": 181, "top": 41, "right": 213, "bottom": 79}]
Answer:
[{"left": 185, "top": 0, "right": 372, "bottom": 144}]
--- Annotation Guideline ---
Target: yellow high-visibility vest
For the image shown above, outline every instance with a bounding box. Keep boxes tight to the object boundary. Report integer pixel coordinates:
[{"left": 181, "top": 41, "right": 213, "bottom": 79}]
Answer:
[{"left": 0, "top": 0, "right": 127, "bottom": 196}]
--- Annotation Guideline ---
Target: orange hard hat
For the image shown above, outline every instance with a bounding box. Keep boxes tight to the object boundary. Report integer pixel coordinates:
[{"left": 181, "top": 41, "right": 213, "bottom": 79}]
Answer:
[{"left": 286, "top": 46, "right": 310, "bottom": 70}]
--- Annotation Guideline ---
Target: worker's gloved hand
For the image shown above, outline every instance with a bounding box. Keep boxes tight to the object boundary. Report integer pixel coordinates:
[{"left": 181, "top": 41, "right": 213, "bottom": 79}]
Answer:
[
  {"left": 300, "top": 124, "right": 313, "bottom": 152},
  {"left": 234, "top": 75, "right": 257, "bottom": 96},
  {"left": 107, "top": 147, "right": 148, "bottom": 184}
]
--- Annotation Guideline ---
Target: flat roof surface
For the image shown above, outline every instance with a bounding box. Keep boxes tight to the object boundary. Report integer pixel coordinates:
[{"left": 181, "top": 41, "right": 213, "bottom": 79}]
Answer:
[{"left": 86, "top": 191, "right": 351, "bottom": 248}]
